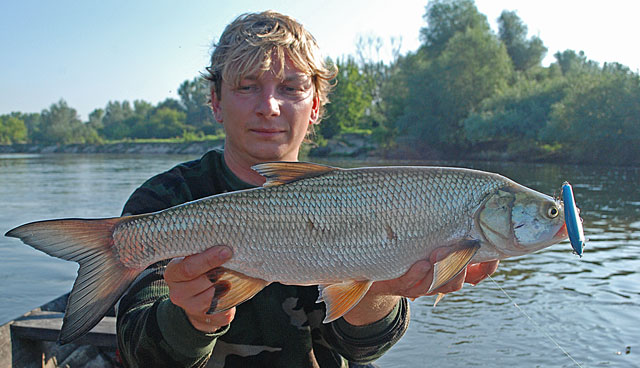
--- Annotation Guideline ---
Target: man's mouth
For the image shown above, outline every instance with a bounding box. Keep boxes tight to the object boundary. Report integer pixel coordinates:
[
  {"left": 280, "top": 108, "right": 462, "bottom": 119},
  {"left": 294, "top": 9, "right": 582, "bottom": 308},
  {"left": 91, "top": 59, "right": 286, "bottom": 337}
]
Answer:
[{"left": 250, "top": 128, "right": 285, "bottom": 138}]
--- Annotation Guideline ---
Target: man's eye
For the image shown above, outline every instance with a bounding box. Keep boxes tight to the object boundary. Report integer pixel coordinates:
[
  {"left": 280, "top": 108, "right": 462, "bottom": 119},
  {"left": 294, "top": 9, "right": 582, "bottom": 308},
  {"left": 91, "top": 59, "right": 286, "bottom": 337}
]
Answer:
[
  {"left": 281, "top": 85, "right": 307, "bottom": 95},
  {"left": 236, "top": 84, "right": 257, "bottom": 92}
]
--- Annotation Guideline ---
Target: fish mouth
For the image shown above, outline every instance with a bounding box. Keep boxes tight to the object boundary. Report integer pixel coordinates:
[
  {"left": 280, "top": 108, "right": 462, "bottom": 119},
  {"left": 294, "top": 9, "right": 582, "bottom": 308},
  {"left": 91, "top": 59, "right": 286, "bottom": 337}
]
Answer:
[{"left": 555, "top": 223, "right": 568, "bottom": 239}]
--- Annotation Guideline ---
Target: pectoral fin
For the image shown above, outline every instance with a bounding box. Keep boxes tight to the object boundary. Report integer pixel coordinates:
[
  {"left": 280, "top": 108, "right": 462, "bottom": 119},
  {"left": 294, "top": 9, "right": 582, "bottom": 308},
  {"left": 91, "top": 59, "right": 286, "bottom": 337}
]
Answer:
[
  {"left": 427, "top": 241, "right": 481, "bottom": 294},
  {"left": 206, "top": 268, "right": 270, "bottom": 314},
  {"left": 319, "top": 280, "right": 373, "bottom": 323},
  {"left": 433, "top": 293, "right": 446, "bottom": 307}
]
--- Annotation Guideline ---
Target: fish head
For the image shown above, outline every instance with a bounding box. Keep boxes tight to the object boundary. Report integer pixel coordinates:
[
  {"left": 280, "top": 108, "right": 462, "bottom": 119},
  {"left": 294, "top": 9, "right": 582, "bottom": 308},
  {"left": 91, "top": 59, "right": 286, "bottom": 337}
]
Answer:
[{"left": 477, "top": 184, "right": 567, "bottom": 258}]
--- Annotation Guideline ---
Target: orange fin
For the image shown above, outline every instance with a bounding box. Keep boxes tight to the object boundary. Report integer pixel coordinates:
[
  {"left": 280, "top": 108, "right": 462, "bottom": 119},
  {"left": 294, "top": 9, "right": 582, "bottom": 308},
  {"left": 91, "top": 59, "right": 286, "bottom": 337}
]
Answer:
[
  {"left": 433, "top": 293, "right": 446, "bottom": 307},
  {"left": 427, "top": 241, "right": 481, "bottom": 293},
  {"left": 206, "top": 268, "right": 269, "bottom": 314},
  {"left": 319, "top": 280, "right": 373, "bottom": 323},
  {"left": 251, "top": 161, "right": 340, "bottom": 187},
  {"left": 5, "top": 216, "right": 143, "bottom": 344}
]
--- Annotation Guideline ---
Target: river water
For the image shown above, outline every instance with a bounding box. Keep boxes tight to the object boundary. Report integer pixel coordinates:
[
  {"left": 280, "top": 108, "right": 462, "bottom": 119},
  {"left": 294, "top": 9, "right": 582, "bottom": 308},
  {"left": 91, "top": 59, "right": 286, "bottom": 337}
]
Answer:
[{"left": 1, "top": 153, "right": 638, "bottom": 367}]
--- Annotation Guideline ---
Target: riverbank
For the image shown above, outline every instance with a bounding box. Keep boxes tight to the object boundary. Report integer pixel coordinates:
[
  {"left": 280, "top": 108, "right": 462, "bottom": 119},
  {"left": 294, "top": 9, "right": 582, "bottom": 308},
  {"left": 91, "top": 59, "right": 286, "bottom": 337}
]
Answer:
[
  {"left": 0, "top": 140, "right": 570, "bottom": 164},
  {"left": 0, "top": 140, "right": 225, "bottom": 155},
  {"left": 0, "top": 134, "right": 379, "bottom": 159},
  {"left": 1, "top": 136, "right": 633, "bottom": 167}
]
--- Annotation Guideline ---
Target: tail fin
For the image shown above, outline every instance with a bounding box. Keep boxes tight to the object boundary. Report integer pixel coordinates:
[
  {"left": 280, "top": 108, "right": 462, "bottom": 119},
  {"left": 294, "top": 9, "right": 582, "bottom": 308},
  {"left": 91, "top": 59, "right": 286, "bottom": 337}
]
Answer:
[{"left": 6, "top": 217, "right": 141, "bottom": 344}]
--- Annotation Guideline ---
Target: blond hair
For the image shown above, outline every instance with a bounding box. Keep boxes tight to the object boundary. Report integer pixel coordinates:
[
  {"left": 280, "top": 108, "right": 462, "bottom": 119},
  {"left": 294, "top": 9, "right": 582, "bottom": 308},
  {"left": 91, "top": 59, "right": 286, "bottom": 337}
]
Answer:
[{"left": 205, "top": 11, "right": 336, "bottom": 123}]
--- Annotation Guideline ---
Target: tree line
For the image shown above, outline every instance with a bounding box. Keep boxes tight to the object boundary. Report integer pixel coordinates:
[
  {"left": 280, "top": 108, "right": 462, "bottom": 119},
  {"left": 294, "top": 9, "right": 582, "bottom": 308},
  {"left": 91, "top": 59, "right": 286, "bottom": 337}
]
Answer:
[
  {"left": 319, "top": 0, "right": 640, "bottom": 165},
  {"left": 0, "top": 77, "right": 218, "bottom": 146},
  {"left": 2, "top": 0, "right": 639, "bottom": 166}
]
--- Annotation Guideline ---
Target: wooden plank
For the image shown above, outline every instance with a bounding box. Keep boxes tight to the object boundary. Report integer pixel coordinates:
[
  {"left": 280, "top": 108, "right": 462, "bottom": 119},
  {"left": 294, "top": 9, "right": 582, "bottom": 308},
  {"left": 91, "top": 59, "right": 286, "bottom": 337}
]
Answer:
[
  {"left": 0, "top": 320, "right": 13, "bottom": 368},
  {"left": 11, "top": 311, "right": 117, "bottom": 348}
]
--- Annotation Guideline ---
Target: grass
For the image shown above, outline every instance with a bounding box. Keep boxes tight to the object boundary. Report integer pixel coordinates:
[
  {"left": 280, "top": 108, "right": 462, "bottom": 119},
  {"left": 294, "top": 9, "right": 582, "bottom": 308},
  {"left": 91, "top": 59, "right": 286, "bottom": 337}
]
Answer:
[{"left": 106, "top": 133, "right": 226, "bottom": 144}]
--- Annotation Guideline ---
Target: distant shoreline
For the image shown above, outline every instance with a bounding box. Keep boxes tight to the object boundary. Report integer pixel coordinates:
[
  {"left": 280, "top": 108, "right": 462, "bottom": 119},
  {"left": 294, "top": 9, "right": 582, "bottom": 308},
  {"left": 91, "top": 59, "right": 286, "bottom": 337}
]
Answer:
[
  {"left": 2, "top": 141, "right": 637, "bottom": 167},
  {"left": 0, "top": 133, "right": 379, "bottom": 158},
  {"left": 0, "top": 141, "right": 225, "bottom": 156}
]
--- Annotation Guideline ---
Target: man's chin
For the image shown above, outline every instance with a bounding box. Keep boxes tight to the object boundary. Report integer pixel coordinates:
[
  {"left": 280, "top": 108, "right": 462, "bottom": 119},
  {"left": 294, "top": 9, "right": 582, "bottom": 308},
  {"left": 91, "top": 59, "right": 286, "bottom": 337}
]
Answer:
[{"left": 250, "top": 146, "right": 298, "bottom": 162}]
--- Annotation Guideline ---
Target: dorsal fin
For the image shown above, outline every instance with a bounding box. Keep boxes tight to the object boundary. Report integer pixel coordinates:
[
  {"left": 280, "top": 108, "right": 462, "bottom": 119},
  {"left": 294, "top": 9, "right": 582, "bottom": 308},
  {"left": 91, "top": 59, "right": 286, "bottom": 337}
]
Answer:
[{"left": 251, "top": 161, "right": 340, "bottom": 187}]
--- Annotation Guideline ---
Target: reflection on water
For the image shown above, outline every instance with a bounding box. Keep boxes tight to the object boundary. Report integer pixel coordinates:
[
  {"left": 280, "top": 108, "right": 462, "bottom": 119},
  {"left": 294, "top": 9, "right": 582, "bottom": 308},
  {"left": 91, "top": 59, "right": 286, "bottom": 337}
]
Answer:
[{"left": 1, "top": 154, "right": 638, "bottom": 367}]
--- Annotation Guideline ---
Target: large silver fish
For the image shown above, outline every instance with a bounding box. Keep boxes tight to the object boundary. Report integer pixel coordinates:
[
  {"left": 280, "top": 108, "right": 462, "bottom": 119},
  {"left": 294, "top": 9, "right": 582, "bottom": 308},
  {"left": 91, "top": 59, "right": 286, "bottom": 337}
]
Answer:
[{"left": 6, "top": 162, "right": 569, "bottom": 343}]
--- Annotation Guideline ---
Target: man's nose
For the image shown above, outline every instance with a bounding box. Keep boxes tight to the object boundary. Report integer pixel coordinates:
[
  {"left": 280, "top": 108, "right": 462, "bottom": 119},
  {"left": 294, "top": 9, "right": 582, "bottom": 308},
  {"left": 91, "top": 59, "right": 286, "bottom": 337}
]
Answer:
[{"left": 256, "top": 90, "right": 280, "bottom": 117}]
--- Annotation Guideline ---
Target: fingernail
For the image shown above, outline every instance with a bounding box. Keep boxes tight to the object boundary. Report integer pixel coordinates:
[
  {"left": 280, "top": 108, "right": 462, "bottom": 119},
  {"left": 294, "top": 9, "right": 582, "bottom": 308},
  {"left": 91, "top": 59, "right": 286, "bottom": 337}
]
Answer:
[{"left": 218, "top": 247, "right": 231, "bottom": 259}]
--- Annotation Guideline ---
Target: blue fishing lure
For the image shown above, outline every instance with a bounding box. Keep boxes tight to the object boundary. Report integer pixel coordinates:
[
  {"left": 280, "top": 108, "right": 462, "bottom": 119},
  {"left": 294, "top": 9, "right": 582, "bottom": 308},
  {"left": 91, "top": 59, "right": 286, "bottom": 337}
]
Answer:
[{"left": 562, "top": 182, "right": 585, "bottom": 256}]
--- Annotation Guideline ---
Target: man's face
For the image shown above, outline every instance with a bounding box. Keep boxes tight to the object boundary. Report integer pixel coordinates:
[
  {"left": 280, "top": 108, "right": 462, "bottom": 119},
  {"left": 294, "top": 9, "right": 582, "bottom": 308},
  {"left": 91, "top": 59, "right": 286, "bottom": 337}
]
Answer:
[{"left": 211, "top": 57, "right": 319, "bottom": 168}]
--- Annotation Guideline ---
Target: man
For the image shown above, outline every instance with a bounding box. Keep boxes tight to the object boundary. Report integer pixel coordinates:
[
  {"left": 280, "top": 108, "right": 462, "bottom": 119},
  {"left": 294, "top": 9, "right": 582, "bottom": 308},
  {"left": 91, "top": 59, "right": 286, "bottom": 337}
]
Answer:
[{"left": 116, "top": 11, "right": 499, "bottom": 367}]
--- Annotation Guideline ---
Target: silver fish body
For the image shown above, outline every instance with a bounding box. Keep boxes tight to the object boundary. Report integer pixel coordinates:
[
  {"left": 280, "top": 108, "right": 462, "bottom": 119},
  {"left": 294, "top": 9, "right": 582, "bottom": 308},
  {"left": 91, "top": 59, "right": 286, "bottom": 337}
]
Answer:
[
  {"left": 6, "top": 162, "right": 568, "bottom": 343},
  {"left": 118, "top": 166, "right": 507, "bottom": 282}
]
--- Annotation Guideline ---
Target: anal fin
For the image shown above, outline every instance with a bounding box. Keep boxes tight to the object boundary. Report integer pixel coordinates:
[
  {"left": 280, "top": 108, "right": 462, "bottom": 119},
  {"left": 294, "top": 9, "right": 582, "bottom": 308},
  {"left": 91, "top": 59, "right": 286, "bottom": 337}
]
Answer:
[
  {"left": 206, "top": 268, "right": 269, "bottom": 314},
  {"left": 427, "top": 240, "right": 481, "bottom": 294},
  {"left": 320, "top": 280, "right": 373, "bottom": 323}
]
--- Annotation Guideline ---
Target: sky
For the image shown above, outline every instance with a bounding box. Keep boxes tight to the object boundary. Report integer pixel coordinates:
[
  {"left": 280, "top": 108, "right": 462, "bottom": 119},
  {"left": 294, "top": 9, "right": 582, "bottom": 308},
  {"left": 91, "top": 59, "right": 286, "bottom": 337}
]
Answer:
[{"left": 1, "top": 0, "right": 639, "bottom": 120}]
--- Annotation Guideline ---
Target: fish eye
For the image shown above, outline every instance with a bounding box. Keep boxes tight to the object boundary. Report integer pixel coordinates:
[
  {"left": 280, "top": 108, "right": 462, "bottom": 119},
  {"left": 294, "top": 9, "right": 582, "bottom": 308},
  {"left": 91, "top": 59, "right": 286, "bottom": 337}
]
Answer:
[{"left": 547, "top": 205, "right": 559, "bottom": 218}]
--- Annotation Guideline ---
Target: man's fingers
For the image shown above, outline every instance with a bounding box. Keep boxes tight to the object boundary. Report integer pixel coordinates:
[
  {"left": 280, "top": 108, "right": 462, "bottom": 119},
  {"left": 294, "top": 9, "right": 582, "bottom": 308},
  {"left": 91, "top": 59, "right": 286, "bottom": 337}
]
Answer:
[
  {"left": 168, "top": 274, "right": 215, "bottom": 304},
  {"left": 187, "top": 285, "right": 236, "bottom": 332},
  {"left": 165, "top": 246, "right": 232, "bottom": 282},
  {"left": 466, "top": 260, "right": 500, "bottom": 286},
  {"left": 162, "top": 246, "right": 237, "bottom": 333},
  {"left": 403, "top": 261, "right": 432, "bottom": 289},
  {"left": 400, "top": 261, "right": 434, "bottom": 298},
  {"left": 368, "top": 260, "right": 432, "bottom": 297},
  {"left": 191, "top": 308, "right": 236, "bottom": 333}
]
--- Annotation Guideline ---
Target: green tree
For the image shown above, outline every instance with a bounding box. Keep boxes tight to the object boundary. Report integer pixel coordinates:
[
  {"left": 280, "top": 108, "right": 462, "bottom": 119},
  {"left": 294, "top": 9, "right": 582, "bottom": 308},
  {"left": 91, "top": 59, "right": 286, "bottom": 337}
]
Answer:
[
  {"left": 133, "top": 100, "right": 154, "bottom": 118},
  {"left": 420, "top": 0, "right": 489, "bottom": 56},
  {"left": 354, "top": 35, "right": 405, "bottom": 148},
  {"left": 130, "top": 107, "right": 187, "bottom": 139},
  {"left": 320, "top": 57, "right": 373, "bottom": 139},
  {"left": 178, "top": 77, "right": 219, "bottom": 134},
  {"left": 36, "top": 100, "right": 100, "bottom": 144},
  {"left": 543, "top": 70, "right": 640, "bottom": 165},
  {"left": 101, "top": 100, "right": 135, "bottom": 140},
  {"left": 400, "top": 26, "right": 513, "bottom": 150},
  {"left": 155, "top": 98, "right": 184, "bottom": 112},
  {"left": 374, "top": 57, "right": 409, "bottom": 149},
  {"left": 463, "top": 78, "right": 568, "bottom": 152},
  {"left": 0, "top": 115, "right": 27, "bottom": 144},
  {"left": 87, "top": 108, "right": 104, "bottom": 132},
  {"left": 8, "top": 112, "right": 40, "bottom": 143},
  {"left": 498, "top": 10, "right": 547, "bottom": 71},
  {"left": 553, "top": 50, "right": 599, "bottom": 75}
]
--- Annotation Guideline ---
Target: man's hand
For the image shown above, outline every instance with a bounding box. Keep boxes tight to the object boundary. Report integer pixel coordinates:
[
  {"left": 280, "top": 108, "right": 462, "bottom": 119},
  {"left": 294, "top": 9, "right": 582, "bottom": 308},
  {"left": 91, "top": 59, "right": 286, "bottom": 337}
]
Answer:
[
  {"left": 343, "top": 248, "right": 499, "bottom": 326},
  {"left": 164, "top": 246, "right": 235, "bottom": 333},
  {"left": 370, "top": 247, "right": 500, "bottom": 299}
]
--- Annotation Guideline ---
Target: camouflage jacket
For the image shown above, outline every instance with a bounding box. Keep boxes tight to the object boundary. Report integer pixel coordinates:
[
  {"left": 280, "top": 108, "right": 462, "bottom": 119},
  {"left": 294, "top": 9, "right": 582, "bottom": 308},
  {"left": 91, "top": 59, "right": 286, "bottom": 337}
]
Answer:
[{"left": 116, "top": 149, "right": 409, "bottom": 368}]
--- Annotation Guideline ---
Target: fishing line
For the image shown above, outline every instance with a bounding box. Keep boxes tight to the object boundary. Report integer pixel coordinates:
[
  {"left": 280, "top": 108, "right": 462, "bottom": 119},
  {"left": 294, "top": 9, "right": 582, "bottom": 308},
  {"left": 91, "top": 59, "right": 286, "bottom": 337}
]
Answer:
[{"left": 487, "top": 275, "right": 584, "bottom": 368}]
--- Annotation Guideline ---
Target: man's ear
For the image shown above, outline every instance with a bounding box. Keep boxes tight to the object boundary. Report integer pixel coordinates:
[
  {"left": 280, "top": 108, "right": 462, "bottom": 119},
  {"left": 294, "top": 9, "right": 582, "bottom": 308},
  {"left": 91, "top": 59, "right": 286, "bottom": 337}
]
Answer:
[
  {"left": 309, "top": 94, "right": 320, "bottom": 125},
  {"left": 211, "top": 88, "right": 223, "bottom": 123}
]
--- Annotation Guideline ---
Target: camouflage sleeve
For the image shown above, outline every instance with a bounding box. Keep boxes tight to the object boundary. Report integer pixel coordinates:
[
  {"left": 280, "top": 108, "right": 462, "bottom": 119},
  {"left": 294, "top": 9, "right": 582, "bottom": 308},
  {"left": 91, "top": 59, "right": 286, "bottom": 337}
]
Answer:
[
  {"left": 116, "top": 261, "right": 230, "bottom": 368},
  {"left": 321, "top": 298, "right": 409, "bottom": 364}
]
